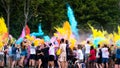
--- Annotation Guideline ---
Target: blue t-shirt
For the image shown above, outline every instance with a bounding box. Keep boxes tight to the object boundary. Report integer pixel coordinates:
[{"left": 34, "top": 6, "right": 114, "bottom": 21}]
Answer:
[
  {"left": 116, "top": 48, "right": 120, "bottom": 59},
  {"left": 21, "top": 49, "right": 27, "bottom": 56},
  {"left": 12, "top": 47, "right": 17, "bottom": 54}
]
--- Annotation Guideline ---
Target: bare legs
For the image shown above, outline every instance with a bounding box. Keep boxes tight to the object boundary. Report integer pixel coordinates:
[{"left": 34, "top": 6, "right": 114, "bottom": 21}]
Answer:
[
  {"left": 38, "top": 59, "right": 42, "bottom": 68},
  {"left": 19, "top": 56, "right": 25, "bottom": 67}
]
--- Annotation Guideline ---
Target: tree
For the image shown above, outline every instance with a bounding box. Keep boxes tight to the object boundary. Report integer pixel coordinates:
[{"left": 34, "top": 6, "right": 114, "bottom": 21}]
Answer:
[
  {"left": 0, "top": 0, "right": 120, "bottom": 37},
  {"left": 0, "top": 0, "right": 11, "bottom": 35},
  {"left": 24, "top": 0, "right": 29, "bottom": 28},
  {"left": 67, "top": 0, "right": 120, "bottom": 32},
  {"left": 37, "top": 0, "right": 67, "bottom": 35}
]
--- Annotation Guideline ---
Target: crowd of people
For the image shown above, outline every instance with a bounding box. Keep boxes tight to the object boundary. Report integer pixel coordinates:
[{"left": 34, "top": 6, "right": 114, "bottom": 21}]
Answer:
[{"left": 0, "top": 37, "right": 120, "bottom": 68}]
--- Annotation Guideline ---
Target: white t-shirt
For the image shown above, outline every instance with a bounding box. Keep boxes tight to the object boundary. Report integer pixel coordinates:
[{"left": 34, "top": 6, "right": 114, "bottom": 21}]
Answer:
[
  {"left": 101, "top": 47, "right": 109, "bottom": 58},
  {"left": 0, "top": 52, "right": 4, "bottom": 55},
  {"left": 30, "top": 46, "right": 36, "bottom": 54},
  {"left": 49, "top": 46, "right": 55, "bottom": 56},
  {"left": 77, "top": 49, "right": 84, "bottom": 60},
  {"left": 85, "top": 44, "right": 90, "bottom": 54},
  {"left": 96, "top": 48, "right": 100, "bottom": 58}
]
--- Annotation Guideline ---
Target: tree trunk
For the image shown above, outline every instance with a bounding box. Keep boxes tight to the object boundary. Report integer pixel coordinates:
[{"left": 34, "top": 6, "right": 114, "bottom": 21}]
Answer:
[
  {"left": 7, "top": 10, "right": 10, "bottom": 36},
  {"left": 24, "top": 0, "right": 29, "bottom": 35},
  {"left": 6, "top": 1, "right": 10, "bottom": 40},
  {"left": 1, "top": 0, "right": 10, "bottom": 37},
  {"left": 7, "top": 12, "right": 10, "bottom": 40},
  {"left": 25, "top": 16, "right": 27, "bottom": 27},
  {"left": 24, "top": 15, "right": 28, "bottom": 35}
]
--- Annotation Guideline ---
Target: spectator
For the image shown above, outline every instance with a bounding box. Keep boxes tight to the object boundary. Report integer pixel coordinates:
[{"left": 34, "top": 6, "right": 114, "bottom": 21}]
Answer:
[
  {"left": 42, "top": 44, "right": 49, "bottom": 68},
  {"left": 75, "top": 44, "right": 84, "bottom": 68},
  {"left": 89, "top": 46, "right": 96, "bottom": 68},
  {"left": 8, "top": 44, "right": 12, "bottom": 68},
  {"left": 115, "top": 46, "right": 120, "bottom": 68},
  {"left": 48, "top": 43, "right": 55, "bottom": 68},
  {"left": 11, "top": 44, "right": 17, "bottom": 68},
  {"left": 19, "top": 42, "right": 27, "bottom": 67},
  {"left": 58, "top": 38, "right": 67, "bottom": 68},
  {"left": 101, "top": 44, "right": 109, "bottom": 68},
  {"left": 96, "top": 44, "right": 102, "bottom": 68},
  {"left": 36, "top": 45, "right": 43, "bottom": 68},
  {"left": 29, "top": 43, "right": 36, "bottom": 67},
  {"left": 0, "top": 46, "right": 4, "bottom": 68},
  {"left": 85, "top": 41, "right": 91, "bottom": 63}
]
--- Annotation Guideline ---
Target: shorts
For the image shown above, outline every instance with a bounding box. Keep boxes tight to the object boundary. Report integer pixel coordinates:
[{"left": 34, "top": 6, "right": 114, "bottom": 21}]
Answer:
[
  {"left": 76, "top": 60, "right": 84, "bottom": 63},
  {"left": 89, "top": 60, "right": 96, "bottom": 64},
  {"left": 72, "top": 58, "right": 77, "bottom": 64},
  {"left": 102, "top": 58, "right": 109, "bottom": 63},
  {"left": 111, "top": 54, "right": 115, "bottom": 61},
  {"left": 11, "top": 54, "right": 17, "bottom": 61},
  {"left": 115, "top": 58, "right": 120, "bottom": 64},
  {"left": 29, "top": 54, "right": 36, "bottom": 60},
  {"left": 0, "top": 55, "right": 4, "bottom": 61},
  {"left": 8, "top": 53, "right": 12, "bottom": 57},
  {"left": 16, "top": 54, "right": 21, "bottom": 60},
  {"left": 9, "top": 55, "right": 12, "bottom": 59},
  {"left": 96, "top": 58, "right": 102, "bottom": 64},
  {"left": 85, "top": 53, "right": 89, "bottom": 60},
  {"left": 21, "top": 51, "right": 27, "bottom": 56},
  {"left": 58, "top": 55, "right": 66, "bottom": 62},
  {"left": 49, "top": 55, "right": 54, "bottom": 61},
  {"left": 37, "top": 54, "right": 43, "bottom": 60},
  {"left": 21, "top": 53, "right": 27, "bottom": 56}
]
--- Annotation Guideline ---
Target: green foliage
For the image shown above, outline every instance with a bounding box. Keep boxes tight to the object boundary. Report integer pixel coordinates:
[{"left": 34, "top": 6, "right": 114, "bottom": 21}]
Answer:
[
  {"left": 67, "top": 0, "right": 120, "bottom": 32},
  {"left": 0, "top": 0, "right": 120, "bottom": 38}
]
